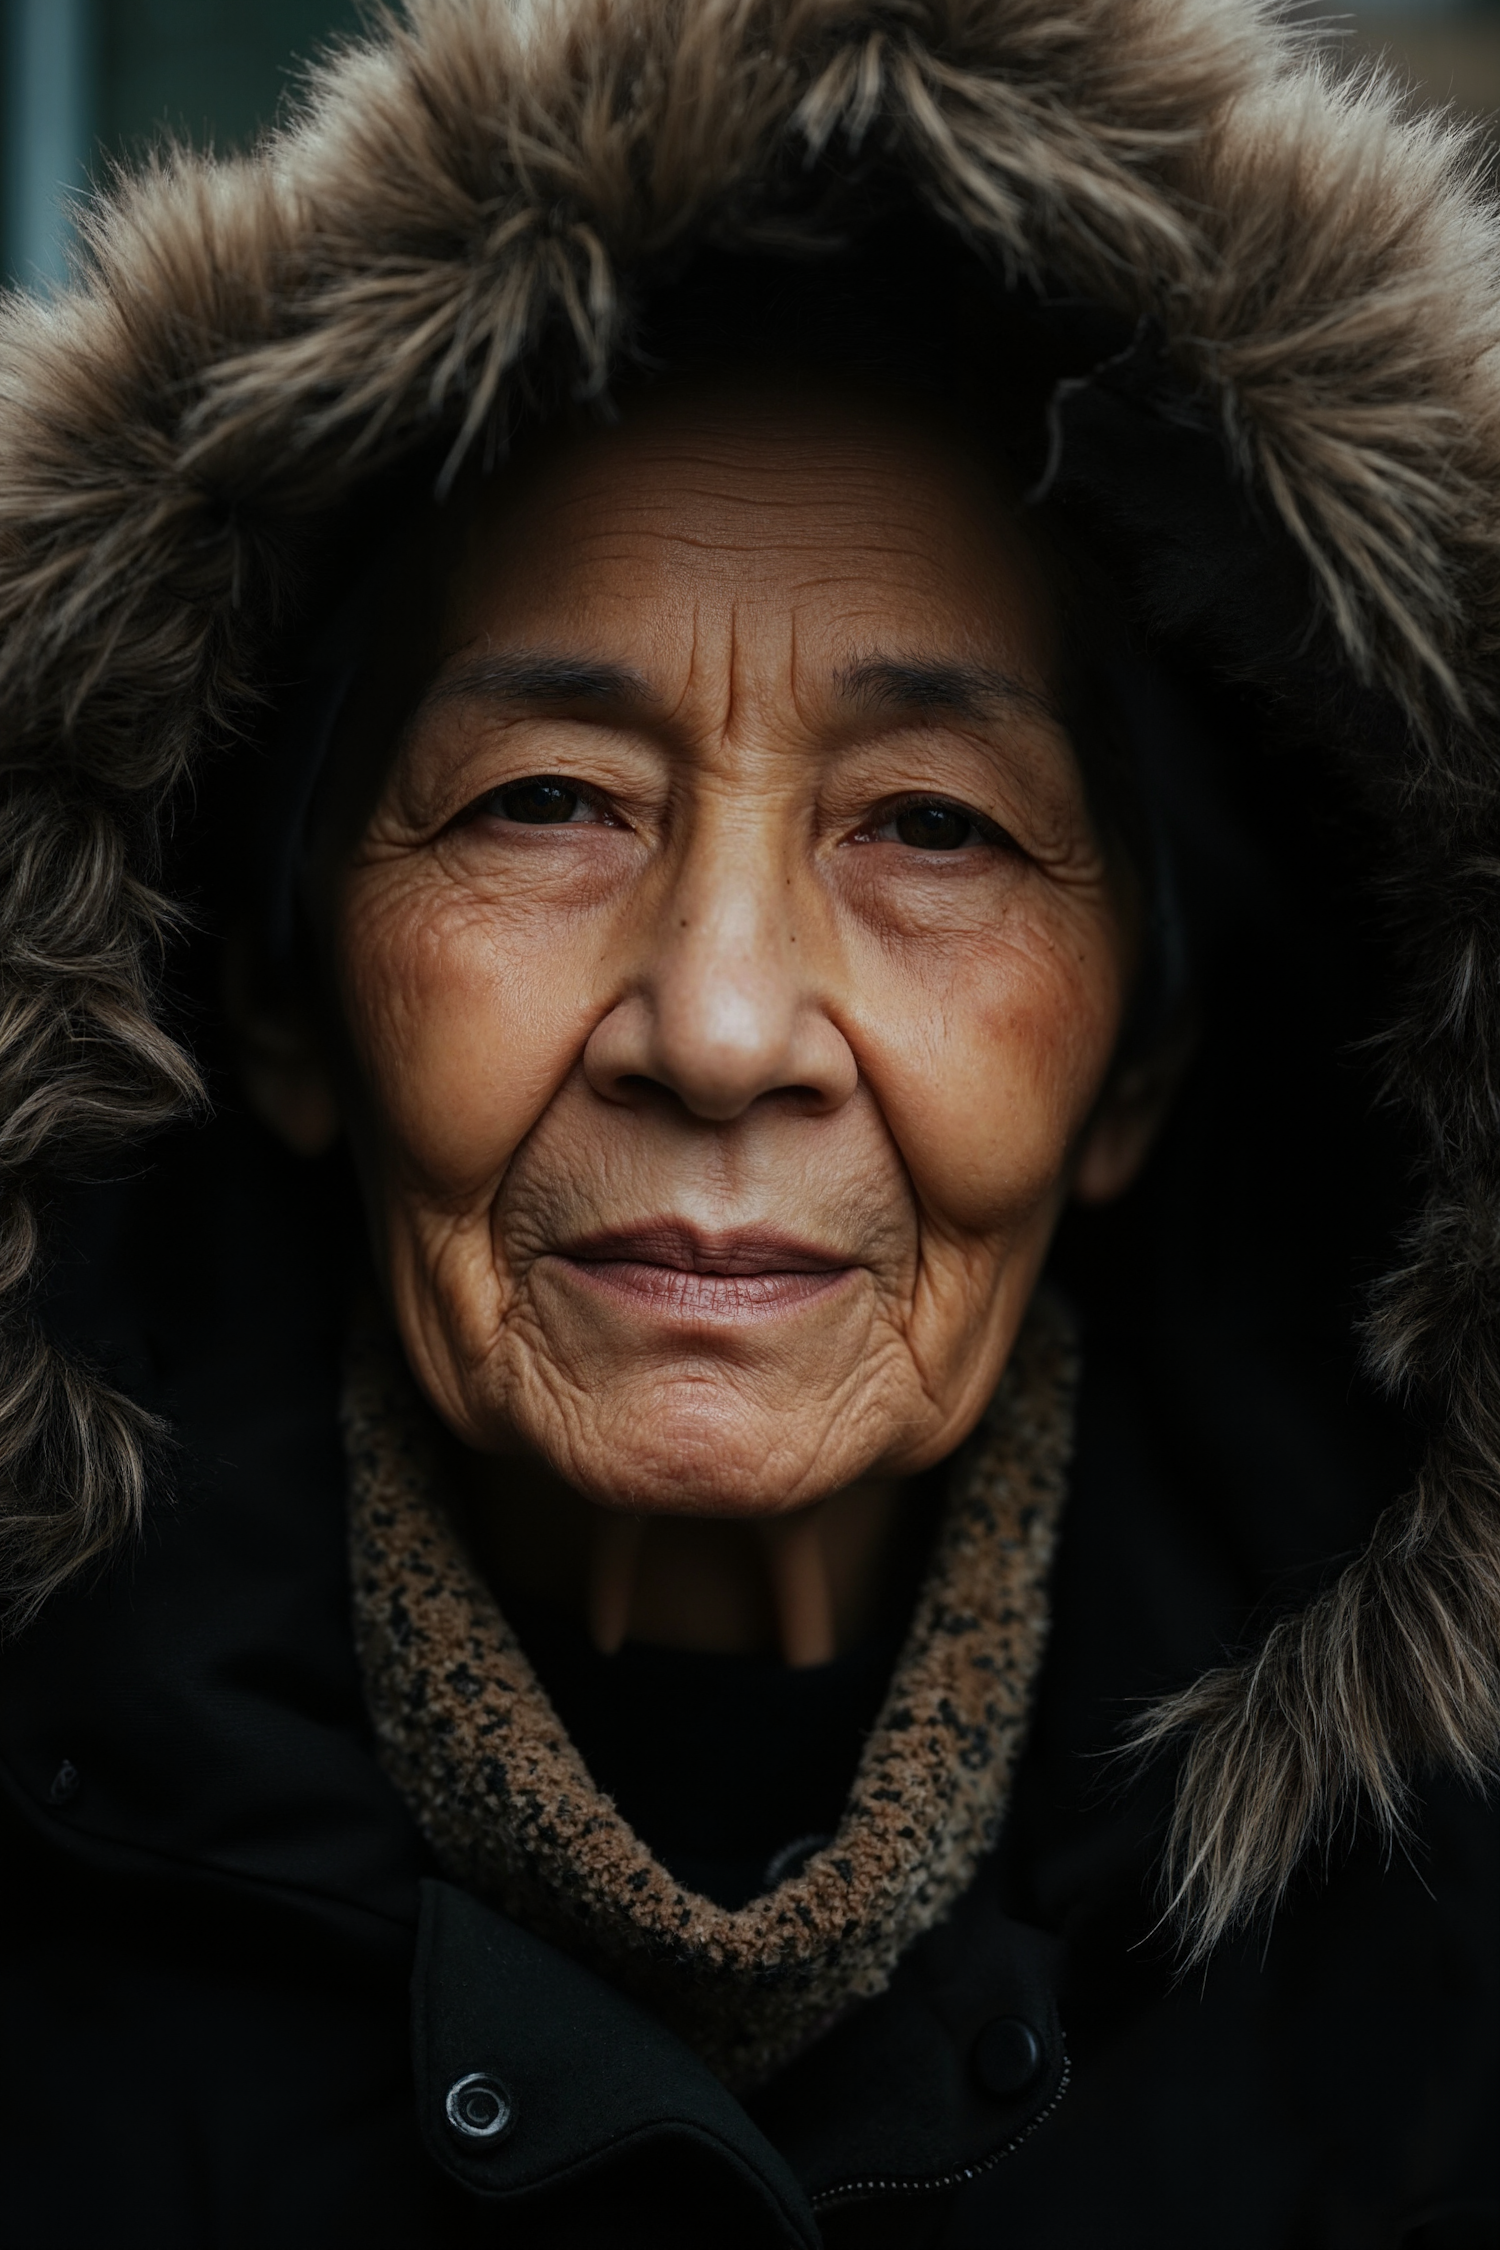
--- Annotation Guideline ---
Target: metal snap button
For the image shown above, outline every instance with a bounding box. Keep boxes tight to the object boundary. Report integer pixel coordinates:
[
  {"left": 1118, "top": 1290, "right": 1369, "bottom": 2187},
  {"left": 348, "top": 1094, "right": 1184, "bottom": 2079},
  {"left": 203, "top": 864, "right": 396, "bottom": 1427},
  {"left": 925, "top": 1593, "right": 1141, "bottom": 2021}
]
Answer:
[
  {"left": 444, "top": 2071, "right": 515, "bottom": 2142},
  {"left": 972, "top": 2014, "right": 1043, "bottom": 2097}
]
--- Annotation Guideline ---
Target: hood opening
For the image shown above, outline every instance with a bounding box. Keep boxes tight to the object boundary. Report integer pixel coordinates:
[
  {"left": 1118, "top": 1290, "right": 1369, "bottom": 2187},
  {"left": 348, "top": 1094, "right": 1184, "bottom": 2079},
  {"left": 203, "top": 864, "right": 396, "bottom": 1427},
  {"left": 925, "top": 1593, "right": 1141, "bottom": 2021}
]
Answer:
[{"left": 1, "top": 0, "right": 1495, "bottom": 1964}]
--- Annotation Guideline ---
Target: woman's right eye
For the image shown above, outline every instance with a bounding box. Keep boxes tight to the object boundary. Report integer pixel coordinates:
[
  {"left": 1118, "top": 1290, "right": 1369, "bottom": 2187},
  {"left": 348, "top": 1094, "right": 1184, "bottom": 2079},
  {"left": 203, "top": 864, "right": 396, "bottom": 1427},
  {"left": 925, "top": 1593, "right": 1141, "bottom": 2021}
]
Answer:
[{"left": 478, "top": 777, "right": 599, "bottom": 825}]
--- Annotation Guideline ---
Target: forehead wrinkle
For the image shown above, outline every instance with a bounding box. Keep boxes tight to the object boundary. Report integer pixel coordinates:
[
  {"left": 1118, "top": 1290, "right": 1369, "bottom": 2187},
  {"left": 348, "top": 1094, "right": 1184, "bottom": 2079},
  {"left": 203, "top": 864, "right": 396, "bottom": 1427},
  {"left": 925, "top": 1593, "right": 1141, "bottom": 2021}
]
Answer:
[
  {"left": 649, "top": 594, "right": 817, "bottom": 751},
  {"left": 580, "top": 528, "right": 947, "bottom": 568},
  {"left": 537, "top": 469, "right": 966, "bottom": 554},
  {"left": 600, "top": 475, "right": 886, "bottom": 513},
  {"left": 654, "top": 598, "right": 730, "bottom": 739},
  {"left": 554, "top": 435, "right": 919, "bottom": 493}
]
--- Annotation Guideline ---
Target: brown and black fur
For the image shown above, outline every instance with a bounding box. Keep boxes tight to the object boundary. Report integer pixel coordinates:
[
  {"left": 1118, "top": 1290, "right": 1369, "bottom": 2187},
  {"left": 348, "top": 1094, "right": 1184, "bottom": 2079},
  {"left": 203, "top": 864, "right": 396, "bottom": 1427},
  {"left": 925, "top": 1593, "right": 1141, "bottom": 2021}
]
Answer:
[{"left": 1, "top": 0, "right": 1498, "bottom": 1959}]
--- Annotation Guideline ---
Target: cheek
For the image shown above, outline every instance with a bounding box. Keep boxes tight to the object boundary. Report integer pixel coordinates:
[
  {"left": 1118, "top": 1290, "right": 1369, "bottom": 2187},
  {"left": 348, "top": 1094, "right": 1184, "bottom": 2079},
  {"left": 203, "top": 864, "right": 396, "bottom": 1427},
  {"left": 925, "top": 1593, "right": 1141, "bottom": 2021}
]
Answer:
[
  {"left": 333, "top": 868, "right": 592, "bottom": 1201},
  {"left": 853, "top": 907, "right": 1125, "bottom": 1236}
]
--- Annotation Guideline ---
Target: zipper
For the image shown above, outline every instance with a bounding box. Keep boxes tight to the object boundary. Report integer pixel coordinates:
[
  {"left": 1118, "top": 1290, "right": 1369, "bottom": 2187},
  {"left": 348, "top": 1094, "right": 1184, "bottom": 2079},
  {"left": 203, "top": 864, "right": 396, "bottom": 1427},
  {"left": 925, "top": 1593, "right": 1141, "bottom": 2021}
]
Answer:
[{"left": 808, "top": 2049, "right": 1072, "bottom": 2212}]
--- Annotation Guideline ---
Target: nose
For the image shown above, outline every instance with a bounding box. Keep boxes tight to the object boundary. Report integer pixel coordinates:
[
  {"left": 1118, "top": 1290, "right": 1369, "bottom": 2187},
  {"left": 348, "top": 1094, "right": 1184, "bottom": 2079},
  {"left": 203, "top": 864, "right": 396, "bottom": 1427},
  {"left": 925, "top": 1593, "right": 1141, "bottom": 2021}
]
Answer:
[{"left": 582, "top": 835, "right": 857, "bottom": 1122}]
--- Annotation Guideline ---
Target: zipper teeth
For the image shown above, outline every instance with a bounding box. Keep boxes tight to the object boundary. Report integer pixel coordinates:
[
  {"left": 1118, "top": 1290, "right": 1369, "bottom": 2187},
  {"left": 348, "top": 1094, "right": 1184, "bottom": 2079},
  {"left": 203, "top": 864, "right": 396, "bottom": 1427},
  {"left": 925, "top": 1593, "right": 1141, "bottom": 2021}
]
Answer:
[{"left": 809, "top": 2050, "right": 1072, "bottom": 2213}]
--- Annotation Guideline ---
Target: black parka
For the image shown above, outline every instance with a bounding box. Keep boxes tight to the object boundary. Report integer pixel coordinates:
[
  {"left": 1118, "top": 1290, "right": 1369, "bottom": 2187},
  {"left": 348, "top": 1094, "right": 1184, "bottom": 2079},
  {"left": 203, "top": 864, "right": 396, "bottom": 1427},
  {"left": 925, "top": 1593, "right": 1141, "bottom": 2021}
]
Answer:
[
  {"left": 3, "top": 1108, "right": 1493, "bottom": 2246},
  {"left": 1, "top": 3, "right": 1498, "bottom": 2244}
]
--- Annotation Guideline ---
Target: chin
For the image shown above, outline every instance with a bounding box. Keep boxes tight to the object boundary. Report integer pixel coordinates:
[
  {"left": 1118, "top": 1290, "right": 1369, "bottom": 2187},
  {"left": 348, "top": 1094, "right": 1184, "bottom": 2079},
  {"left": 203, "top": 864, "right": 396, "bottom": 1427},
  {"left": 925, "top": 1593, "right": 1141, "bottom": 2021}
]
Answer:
[{"left": 539, "top": 1379, "right": 879, "bottom": 1519}]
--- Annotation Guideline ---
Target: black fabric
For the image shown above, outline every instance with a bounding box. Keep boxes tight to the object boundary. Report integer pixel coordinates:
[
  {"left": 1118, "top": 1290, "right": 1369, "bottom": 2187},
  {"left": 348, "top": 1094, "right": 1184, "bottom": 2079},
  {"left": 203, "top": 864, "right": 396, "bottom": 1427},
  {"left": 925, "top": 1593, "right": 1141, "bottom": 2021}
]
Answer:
[
  {"left": 407, "top": 1866, "right": 1069, "bottom": 2249},
  {"left": 502, "top": 1590, "right": 910, "bottom": 1907},
  {"left": 0, "top": 1111, "right": 416, "bottom": 1923},
  {"left": 0, "top": 1776, "right": 474, "bottom": 2250},
  {"left": 413, "top": 1878, "right": 819, "bottom": 2247},
  {"left": 0, "top": 1106, "right": 1495, "bottom": 2247},
  {"left": 748, "top": 1867, "right": 1067, "bottom": 2204}
]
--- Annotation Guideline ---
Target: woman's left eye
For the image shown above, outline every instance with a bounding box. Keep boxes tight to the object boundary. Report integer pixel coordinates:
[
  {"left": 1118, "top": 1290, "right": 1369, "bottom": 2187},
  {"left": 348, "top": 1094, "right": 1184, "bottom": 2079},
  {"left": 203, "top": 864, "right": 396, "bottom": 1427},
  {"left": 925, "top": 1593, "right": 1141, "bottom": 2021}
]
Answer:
[
  {"left": 866, "top": 799, "right": 1004, "bottom": 852},
  {"left": 477, "top": 776, "right": 606, "bottom": 825}
]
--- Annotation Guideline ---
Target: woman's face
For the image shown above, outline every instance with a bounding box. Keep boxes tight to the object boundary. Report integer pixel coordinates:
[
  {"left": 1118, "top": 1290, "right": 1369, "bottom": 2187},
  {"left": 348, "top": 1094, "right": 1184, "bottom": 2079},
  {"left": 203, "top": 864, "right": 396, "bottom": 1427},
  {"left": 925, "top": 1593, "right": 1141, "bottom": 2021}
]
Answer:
[{"left": 310, "top": 381, "right": 1146, "bottom": 1517}]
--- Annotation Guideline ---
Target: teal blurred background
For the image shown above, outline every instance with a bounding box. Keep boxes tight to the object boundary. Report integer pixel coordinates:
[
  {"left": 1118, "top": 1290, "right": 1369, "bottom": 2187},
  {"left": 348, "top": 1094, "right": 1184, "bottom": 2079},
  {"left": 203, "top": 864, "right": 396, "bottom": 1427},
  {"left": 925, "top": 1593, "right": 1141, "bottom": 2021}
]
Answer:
[
  {"left": 5, "top": 0, "right": 1500, "bottom": 287},
  {"left": 4, "top": 0, "right": 362, "bottom": 284}
]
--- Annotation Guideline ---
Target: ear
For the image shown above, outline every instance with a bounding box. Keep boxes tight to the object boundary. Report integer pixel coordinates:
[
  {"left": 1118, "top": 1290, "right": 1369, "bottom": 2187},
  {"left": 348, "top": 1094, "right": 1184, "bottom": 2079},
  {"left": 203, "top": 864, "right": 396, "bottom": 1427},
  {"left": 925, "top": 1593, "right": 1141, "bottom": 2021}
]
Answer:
[
  {"left": 223, "top": 931, "right": 342, "bottom": 1158},
  {"left": 1071, "top": 1019, "right": 1195, "bottom": 1206}
]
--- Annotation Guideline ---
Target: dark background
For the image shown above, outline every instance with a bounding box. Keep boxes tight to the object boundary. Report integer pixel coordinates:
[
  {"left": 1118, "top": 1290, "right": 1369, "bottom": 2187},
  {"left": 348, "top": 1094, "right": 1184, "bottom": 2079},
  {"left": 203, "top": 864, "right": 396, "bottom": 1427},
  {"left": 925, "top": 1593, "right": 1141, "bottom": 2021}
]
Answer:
[
  {"left": 3, "top": 1, "right": 1500, "bottom": 289},
  {"left": 2, "top": 0, "right": 363, "bottom": 284}
]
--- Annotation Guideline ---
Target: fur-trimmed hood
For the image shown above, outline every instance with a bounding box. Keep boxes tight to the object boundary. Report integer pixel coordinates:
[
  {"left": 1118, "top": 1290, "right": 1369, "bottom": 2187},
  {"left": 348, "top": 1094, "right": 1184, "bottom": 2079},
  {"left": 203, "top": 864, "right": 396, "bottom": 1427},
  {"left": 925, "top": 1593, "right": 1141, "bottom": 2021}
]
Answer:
[{"left": 2, "top": 0, "right": 1498, "bottom": 1955}]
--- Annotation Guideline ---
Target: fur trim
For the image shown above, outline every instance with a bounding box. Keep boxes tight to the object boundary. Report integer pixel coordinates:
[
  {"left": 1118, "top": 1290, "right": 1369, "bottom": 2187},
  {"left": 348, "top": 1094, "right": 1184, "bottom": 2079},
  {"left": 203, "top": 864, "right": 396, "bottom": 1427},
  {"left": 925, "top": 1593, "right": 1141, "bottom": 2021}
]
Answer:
[
  {"left": 0, "top": 0, "right": 1496, "bottom": 1948},
  {"left": 345, "top": 1297, "right": 1076, "bottom": 2089}
]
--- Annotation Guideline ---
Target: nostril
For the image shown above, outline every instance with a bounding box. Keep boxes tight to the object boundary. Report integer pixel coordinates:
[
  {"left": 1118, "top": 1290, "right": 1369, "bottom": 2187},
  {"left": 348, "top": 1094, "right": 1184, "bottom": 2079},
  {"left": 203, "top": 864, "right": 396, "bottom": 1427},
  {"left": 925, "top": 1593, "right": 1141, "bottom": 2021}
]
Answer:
[
  {"left": 583, "top": 988, "right": 856, "bottom": 1119},
  {"left": 612, "top": 1071, "right": 673, "bottom": 1104}
]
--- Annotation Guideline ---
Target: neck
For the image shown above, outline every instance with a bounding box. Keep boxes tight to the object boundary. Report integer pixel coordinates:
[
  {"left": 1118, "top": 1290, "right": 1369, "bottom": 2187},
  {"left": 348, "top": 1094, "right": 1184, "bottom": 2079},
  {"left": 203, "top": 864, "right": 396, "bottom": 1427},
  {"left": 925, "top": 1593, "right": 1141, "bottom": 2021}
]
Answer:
[{"left": 453, "top": 1449, "right": 912, "bottom": 1666}]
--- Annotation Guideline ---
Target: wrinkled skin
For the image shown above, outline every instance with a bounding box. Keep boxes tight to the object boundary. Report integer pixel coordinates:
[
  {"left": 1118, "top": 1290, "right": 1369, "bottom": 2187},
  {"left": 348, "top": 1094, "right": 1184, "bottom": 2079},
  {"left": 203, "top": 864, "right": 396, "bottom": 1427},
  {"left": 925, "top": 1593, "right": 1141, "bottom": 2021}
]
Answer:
[{"left": 283, "top": 379, "right": 1154, "bottom": 1543}]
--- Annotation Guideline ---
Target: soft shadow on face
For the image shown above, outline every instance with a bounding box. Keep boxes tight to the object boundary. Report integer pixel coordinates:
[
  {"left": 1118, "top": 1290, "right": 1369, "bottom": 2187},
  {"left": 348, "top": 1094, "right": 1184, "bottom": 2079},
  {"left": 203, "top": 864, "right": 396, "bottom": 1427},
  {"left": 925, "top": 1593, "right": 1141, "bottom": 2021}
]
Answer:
[{"left": 292, "top": 377, "right": 1155, "bottom": 1521}]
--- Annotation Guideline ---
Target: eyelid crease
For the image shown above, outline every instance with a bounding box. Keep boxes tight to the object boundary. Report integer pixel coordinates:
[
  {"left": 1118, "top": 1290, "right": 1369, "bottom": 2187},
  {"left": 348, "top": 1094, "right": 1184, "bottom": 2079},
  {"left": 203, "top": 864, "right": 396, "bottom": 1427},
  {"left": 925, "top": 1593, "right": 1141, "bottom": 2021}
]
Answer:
[
  {"left": 451, "top": 776, "right": 1021, "bottom": 848},
  {"left": 469, "top": 772, "right": 623, "bottom": 827},
  {"left": 854, "top": 789, "right": 1018, "bottom": 845}
]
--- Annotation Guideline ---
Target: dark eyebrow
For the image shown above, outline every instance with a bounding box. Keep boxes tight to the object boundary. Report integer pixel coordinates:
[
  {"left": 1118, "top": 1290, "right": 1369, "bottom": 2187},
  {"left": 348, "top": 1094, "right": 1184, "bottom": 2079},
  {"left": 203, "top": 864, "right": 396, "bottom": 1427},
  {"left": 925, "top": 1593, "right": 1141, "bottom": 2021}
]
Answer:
[
  {"left": 421, "top": 648, "right": 651, "bottom": 713},
  {"left": 836, "top": 656, "right": 1063, "bottom": 729}
]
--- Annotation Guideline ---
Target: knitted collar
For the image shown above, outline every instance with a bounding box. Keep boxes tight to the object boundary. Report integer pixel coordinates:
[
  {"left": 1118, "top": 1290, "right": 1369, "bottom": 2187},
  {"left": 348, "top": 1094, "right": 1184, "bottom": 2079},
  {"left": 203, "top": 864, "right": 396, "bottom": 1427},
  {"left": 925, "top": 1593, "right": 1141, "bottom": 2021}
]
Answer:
[{"left": 345, "top": 1299, "right": 1076, "bottom": 2091}]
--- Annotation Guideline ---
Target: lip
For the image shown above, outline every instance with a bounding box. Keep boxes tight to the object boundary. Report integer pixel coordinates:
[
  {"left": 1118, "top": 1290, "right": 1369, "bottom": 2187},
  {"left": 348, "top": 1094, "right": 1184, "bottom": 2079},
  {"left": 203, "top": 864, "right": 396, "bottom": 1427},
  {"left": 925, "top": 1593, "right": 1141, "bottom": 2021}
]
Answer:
[
  {"left": 559, "top": 1221, "right": 851, "bottom": 1274},
  {"left": 547, "top": 1220, "right": 858, "bottom": 1324}
]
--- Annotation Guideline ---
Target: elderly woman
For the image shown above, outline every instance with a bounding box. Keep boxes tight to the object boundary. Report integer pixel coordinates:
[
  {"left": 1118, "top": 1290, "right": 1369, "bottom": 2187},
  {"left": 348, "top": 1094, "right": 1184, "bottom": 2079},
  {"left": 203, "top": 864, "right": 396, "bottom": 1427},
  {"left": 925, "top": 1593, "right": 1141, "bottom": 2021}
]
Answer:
[{"left": 0, "top": 2, "right": 1496, "bottom": 2244}]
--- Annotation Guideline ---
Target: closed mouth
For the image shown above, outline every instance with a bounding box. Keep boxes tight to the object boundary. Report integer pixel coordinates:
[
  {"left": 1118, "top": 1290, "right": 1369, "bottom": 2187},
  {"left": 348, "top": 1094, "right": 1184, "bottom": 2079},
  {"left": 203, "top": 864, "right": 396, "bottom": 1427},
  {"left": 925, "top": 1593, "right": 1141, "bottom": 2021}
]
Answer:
[{"left": 548, "top": 1221, "right": 857, "bottom": 1322}]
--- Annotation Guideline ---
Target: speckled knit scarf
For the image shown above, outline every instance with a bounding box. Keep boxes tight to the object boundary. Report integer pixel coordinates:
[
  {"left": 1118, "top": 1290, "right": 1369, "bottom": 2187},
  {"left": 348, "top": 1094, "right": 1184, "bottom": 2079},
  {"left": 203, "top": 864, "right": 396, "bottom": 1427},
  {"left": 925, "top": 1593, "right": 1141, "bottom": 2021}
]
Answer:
[{"left": 345, "top": 1298, "right": 1076, "bottom": 2091}]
